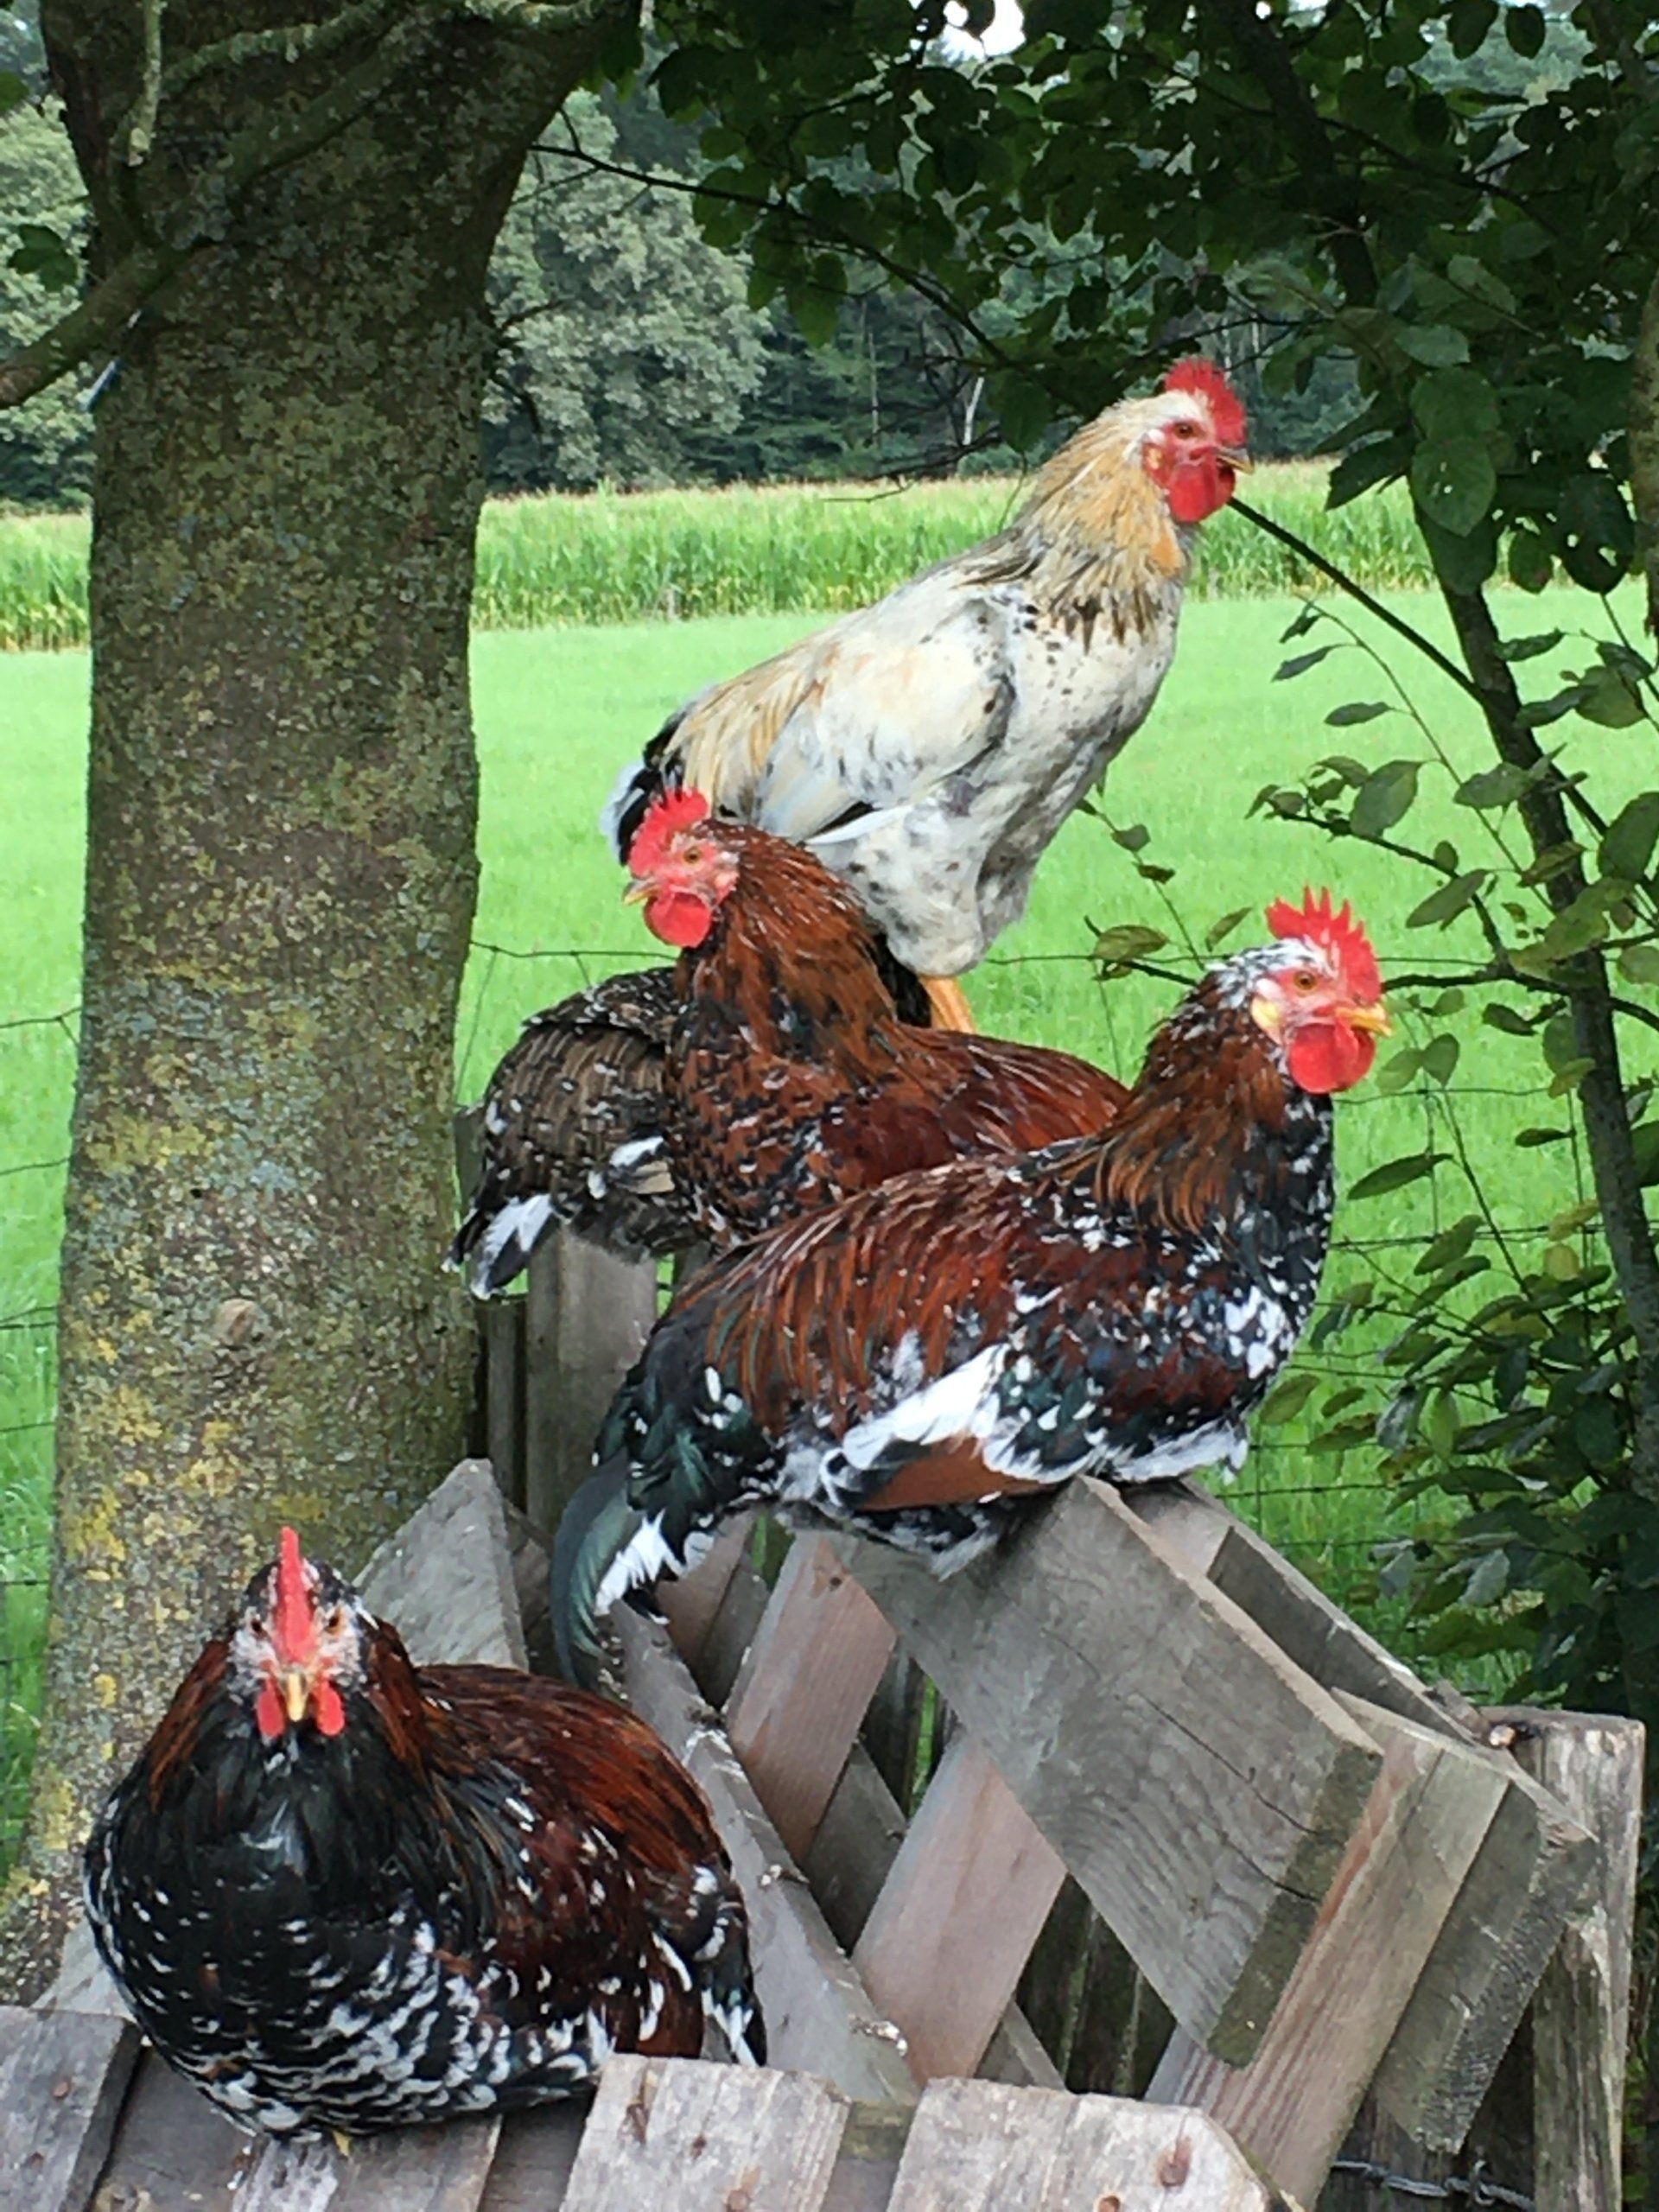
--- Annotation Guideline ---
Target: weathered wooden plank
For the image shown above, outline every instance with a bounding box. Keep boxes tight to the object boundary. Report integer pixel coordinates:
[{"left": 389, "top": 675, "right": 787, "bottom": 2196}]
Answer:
[
  {"left": 820, "top": 2103, "right": 914, "bottom": 2212},
  {"left": 727, "top": 1534, "right": 897, "bottom": 1862},
  {"left": 659, "top": 1516, "right": 753, "bottom": 1672},
  {"left": 835, "top": 1478, "right": 1383, "bottom": 2063},
  {"left": 478, "top": 2107, "right": 587, "bottom": 2212},
  {"left": 83, "top": 2049, "right": 247, "bottom": 2211},
  {"left": 1128, "top": 1480, "right": 1465, "bottom": 1741},
  {"left": 235, "top": 2120, "right": 500, "bottom": 2212},
  {"left": 1492, "top": 1708, "right": 1644, "bottom": 2210},
  {"left": 1148, "top": 1697, "right": 1510, "bottom": 2205},
  {"left": 1369, "top": 1720, "right": 1594, "bottom": 2150},
  {"left": 0, "top": 2002, "right": 140, "bottom": 2212},
  {"left": 524, "top": 1231, "right": 657, "bottom": 1535},
  {"left": 884, "top": 2077, "right": 1278, "bottom": 2211},
  {"left": 484, "top": 1296, "right": 527, "bottom": 1514},
  {"left": 694, "top": 1538, "right": 774, "bottom": 1709},
  {"left": 804, "top": 1732, "right": 1062, "bottom": 2091},
  {"left": 614, "top": 1605, "right": 918, "bottom": 2106},
  {"left": 357, "top": 1456, "right": 527, "bottom": 1669},
  {"left": 854, "top": 1733, "right": 1065, "bottom": 2084},
  {"left": 560, "top": 2056, "right": 849, "bottom": 2212}
]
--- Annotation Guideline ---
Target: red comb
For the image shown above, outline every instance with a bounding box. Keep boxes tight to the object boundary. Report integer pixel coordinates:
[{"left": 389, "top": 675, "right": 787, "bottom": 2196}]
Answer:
[
  {"left": 273, "top": 1526, "right": 315, "bottom": 1662},
  {"left": 1266, "top": 887, "right": 1382, "bottom": 1002},
  {"left": 626, "top": 786, "right": 711, "bottom": 878},
  {"left": 1164, "top": 358, "right": 1248, "bottom": 449}
]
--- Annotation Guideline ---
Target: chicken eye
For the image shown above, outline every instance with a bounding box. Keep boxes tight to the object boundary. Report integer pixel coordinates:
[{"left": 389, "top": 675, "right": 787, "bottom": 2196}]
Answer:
[
  {"left": 682, "top": 843, "right": 703, "bottom": 864},
  {"left": 1292, "top": 970, "right": 1319, "bottom": 992},
  {"left": 1173, "top": 421, "right": 1200, "bottom": 441},
  {"left": 325, "top": 1606, "right": 347, "bottom": 1637}
]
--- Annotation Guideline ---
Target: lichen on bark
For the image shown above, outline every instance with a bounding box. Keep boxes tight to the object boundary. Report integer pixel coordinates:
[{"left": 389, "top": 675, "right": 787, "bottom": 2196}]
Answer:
[{"left": 0, "top": 3, "right": 618, "bottom": 1995}]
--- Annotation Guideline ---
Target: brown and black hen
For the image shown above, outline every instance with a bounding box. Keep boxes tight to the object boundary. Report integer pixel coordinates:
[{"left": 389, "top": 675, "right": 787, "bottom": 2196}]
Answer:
[
  {"left": 452, "top": 790, "right": 1128, "bottom": 1292},
  {"left": 85, "top": 1529, "right": 761, "bottom": 2138}
]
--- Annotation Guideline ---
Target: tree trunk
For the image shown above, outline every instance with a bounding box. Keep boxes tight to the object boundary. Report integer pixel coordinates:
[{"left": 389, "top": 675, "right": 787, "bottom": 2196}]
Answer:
[
  {"left": 1633, "top": 264, "right": 1659, "bottom": 638},
  {"left": 0, "top": 4, "right": 613, "bottom": 1999}
]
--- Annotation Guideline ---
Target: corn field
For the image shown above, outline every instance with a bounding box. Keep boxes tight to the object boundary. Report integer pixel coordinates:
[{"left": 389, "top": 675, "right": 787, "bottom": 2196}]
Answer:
[{"left": 0, "top": 465, "right": 1433, "bottom": 652}]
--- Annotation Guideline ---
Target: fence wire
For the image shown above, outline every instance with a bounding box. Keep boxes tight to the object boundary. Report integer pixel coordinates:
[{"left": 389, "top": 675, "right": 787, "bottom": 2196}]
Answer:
[{"left": 0, "top": 936, "right": 1586, "bottom": 1862}]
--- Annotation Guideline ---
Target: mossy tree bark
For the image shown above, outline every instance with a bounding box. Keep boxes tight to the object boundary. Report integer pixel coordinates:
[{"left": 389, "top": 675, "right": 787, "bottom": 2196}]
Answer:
[{"left": 0, "top": 2, "right": 619, "bottom": 1996}]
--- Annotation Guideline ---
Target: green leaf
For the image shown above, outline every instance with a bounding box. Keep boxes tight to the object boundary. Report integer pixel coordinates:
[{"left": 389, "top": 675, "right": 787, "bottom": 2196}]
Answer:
[
  {"left": 1094, "top": 923, "right": 1169, "bottom": 964},
  {"left": 1465, "top": 1550, "right": 1509, "bottom": 1606},
  {"left": 1446, "top": 254, "right": 1516, "bottom": 315},
  {"left": 1275, "top": 646, "right": 1337, "bottom": 681},
  {"left": 1205, "top": 906, "right": 1251, "bottom": 950},
  {"left": 1395, "top": 324, "right": 1471, "bottom": 367},
  {"left": 1112, "top": 823, "right": 1151, "bottom": 853},
  {"left": 1576, "top": 666, "right": 1646, "bottom": 729},
  {"left": 1411, "top": 437, "right": 1497, "bottom": 536},
  {"left": 1618, "top": 944, "right": 1659, "bottom": 985},
  {"left": 1509, "top": 532, "right": 1553, "bottom": 592},
  {"left": 1423, "top": 1390, "right": 1460, "bottom": 1458},
  {"left": 1454, "top": 765, "right": 1529, "bottom": 812},
  {"left": 1421, "top": 1033, "right": 1461, "bottom": 1084},
  {"left": 1408, "top": 872, "right": 1487, "bottom": 927},
  {"left": 1599, "top": 795, "right": 1659, "bottom": 885},
  {"left": 1410, "top": 366, "right": 1498, "bottom": 443},
  {"left": 1376, "top": 1046, "right": 1424, "bottom": 1095},
  {"left": 1483, "top": 1003, "right": 1535, "bottom": 1037},
  {"left": 1417, "top": 1216, "right": 1481, "bottom": 1275},
  {"left": 1495, "top": 632, "right": 1563, "bottom": 664},
  {"left": 1325, "top": 701, "right": 1392, "bottom": 728},
  {"left": 1351, "top": 760, "right": 1421, "bottom": 839},
  {"left": 1504, "top": 3, "right": 1545, "bottom": 56},
  {"left": 1515, "top": 1126, "right": 1570, "bottom": 1147},
  {"left": 0, "top": 71, "right": 28, "bottom": 114},
  {"left": 1448, "top": 0, "right": 1497, "bottom": 54},
  {"left": 1259, "top": 1370, "right": 1319, "bottom": 1425},
  {"left": 1349, "top": 1151, "right": 1450, "bottom": 1200}
]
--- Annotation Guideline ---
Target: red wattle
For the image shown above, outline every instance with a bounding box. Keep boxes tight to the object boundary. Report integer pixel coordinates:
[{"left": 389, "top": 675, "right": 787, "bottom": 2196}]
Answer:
[
  {"left": 255, "top": 1683, "right": 285, "bottom": 1740},
  {"left": 1287, "top": 1023, "right": 1375, "bottom": 1096},
  {"left": 1166, "top": 456, "right": 1235, "bottom": 524},
  {"left": 314, "top": 1681, "right": 346, "bottom": 1737},
  {"left": 645, "top": 889, "right": 714, "bottom": 948}
]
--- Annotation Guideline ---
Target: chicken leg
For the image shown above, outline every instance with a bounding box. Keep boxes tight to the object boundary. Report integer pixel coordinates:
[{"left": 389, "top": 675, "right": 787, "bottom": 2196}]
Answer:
[{"left": 921, "top": 975, "right": 977, "bottom": 1033}]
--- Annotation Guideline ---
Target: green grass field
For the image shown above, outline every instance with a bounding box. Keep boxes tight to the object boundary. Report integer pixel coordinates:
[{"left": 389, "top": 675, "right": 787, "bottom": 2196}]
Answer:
[{"left": 0, "top": 578, "right": 1649, "bottom": 1824}]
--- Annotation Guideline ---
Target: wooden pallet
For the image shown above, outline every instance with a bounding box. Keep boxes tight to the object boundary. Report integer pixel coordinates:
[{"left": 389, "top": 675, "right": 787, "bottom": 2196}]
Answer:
[{"left": 19, "top": 1415, "right": 1643, "bottom": 2208}]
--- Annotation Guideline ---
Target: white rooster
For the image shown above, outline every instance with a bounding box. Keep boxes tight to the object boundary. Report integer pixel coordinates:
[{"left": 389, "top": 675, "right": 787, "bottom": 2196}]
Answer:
[{"left": 603, "top": 359, "right": 1249, "bottom": 1028}]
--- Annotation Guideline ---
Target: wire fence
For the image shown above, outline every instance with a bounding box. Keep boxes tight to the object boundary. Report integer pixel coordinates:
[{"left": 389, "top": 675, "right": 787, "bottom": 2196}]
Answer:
[{"left": 0, "top": 932, "right": 1583, "bottom": 1863}]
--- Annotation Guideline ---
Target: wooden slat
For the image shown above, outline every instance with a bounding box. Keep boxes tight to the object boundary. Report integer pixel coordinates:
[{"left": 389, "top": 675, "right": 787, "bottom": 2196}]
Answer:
[
  {"left": 1148, "top": 1696, "right": 1510, "bottom": 2205},
  {"left": 613, "top": 1605, "right": 918, "bottom": 2106},
  {"left": 236, "top": 2119, "right": 500, "bottom": 2212},
  {"left": 1129, "top": 1479, "right": 1596, "bottom": 2150},
  {"left": 804, "top": 1735, "right": 1061, "bottom": 2091},
  {"left": 485, "top": 1297, "right": 527, "bottom": 1513},
  {"left": 1128, "top": 1479, "right": 1465, "bottom": 1740},
  {"left": 0, "top": 2004, "right": 139, "bottom": 2212},
  {"left": 727, "top": 1534, "right": 897, "bottom": 1861},
  {"left": 357, "top": 1456, "right": 527, "bottom": 1669},
  {"left": 659, "top": 1516, "right": 753, "bottom": 1671},
  {"left": 524, "top": 1231, "right": 657, "bottom": 1534},
  {"left": 884, "top": 2078, "right": 1275, "bottom": 2211},
  {"left": 861, "top": 1651, "right": 931, "bottom": 1813},
  {"left": 835, "top": 1478, "right": 1383, "bottom": 2063},
  {"left": 695, "top": 1540, "right": 775, "bottom": 1708},
  {"left": 853, "top": 1734, "right": 1065, "bottom": 2083},
  {"left": 1498, "top": 1709, "right": 1644, "bottom": 2209},
  {"left": 83, "top": 2050, "right": 247, "bottom": 2211},
  {"left": 478, "top": 2108, "right": 588, "bottom": 2212},
  {"left": 560, "top": 2056, "right": 849, "bottom": 2212},
  {"left": 1368, "top": 1723, "right": 1594, "bottom": 2150}
]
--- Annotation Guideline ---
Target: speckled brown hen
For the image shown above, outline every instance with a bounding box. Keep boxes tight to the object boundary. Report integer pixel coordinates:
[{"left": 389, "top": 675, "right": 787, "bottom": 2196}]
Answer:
[
  {"left": 556, "top": 893, "right": 1388, "bottom": 1681},
  {"left": 85, "top": 1530, "right": 761, "bottom": 2138},
  {"left": 452, "top": 790, "right": 1128, "bottom": 1292}
]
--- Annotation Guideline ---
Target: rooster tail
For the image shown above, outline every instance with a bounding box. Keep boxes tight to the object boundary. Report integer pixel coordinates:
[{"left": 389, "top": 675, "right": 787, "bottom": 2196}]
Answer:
[
  {"left": 448, "top": 1191, "right": 556, "bottom": 1300},
  {"left": 601, "top": 709, "right": 687, "bottom": 862},
  {"left": 550, "top": 1452, "right": 721, "bottom": 1689}
]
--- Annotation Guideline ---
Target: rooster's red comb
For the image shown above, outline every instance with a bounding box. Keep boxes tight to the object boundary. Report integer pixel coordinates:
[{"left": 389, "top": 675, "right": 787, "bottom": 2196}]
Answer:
[
  {"left": 626, "top": 786, "right": 711, "bottom": 878},
  {"left": 1266, "top": 887, "right": 1382, "bottom": 1002},
  {"left": 1163, "top": 359, "right": 1248, "bottom": 449},
  {"left": 273, "top": 1526, "right": 315, "bottom": 1660}
]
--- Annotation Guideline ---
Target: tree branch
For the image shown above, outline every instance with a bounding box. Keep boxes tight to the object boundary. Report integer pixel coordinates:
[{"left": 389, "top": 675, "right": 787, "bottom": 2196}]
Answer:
[
  {"left": 0, "top": 9, "right": 442, "bottom": 410},
  {"left": 1632, "top": 263, "right": 1659, "bottom": 639}
]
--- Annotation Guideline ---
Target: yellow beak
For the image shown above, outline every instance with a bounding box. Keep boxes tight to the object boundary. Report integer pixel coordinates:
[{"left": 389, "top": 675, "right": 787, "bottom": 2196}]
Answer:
[
  {"left": 1342, "top": 1001, "right": 1392, "bottom": 1037},
  {"left": 281, "top": 1667, "right": 311, "bottom": 1725},
  {"left": 620, "top": 880, "right": 650, "bottom": 906},
  {"left": 1220, "top": 447, "right": 1253, "bottom": 474}
]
